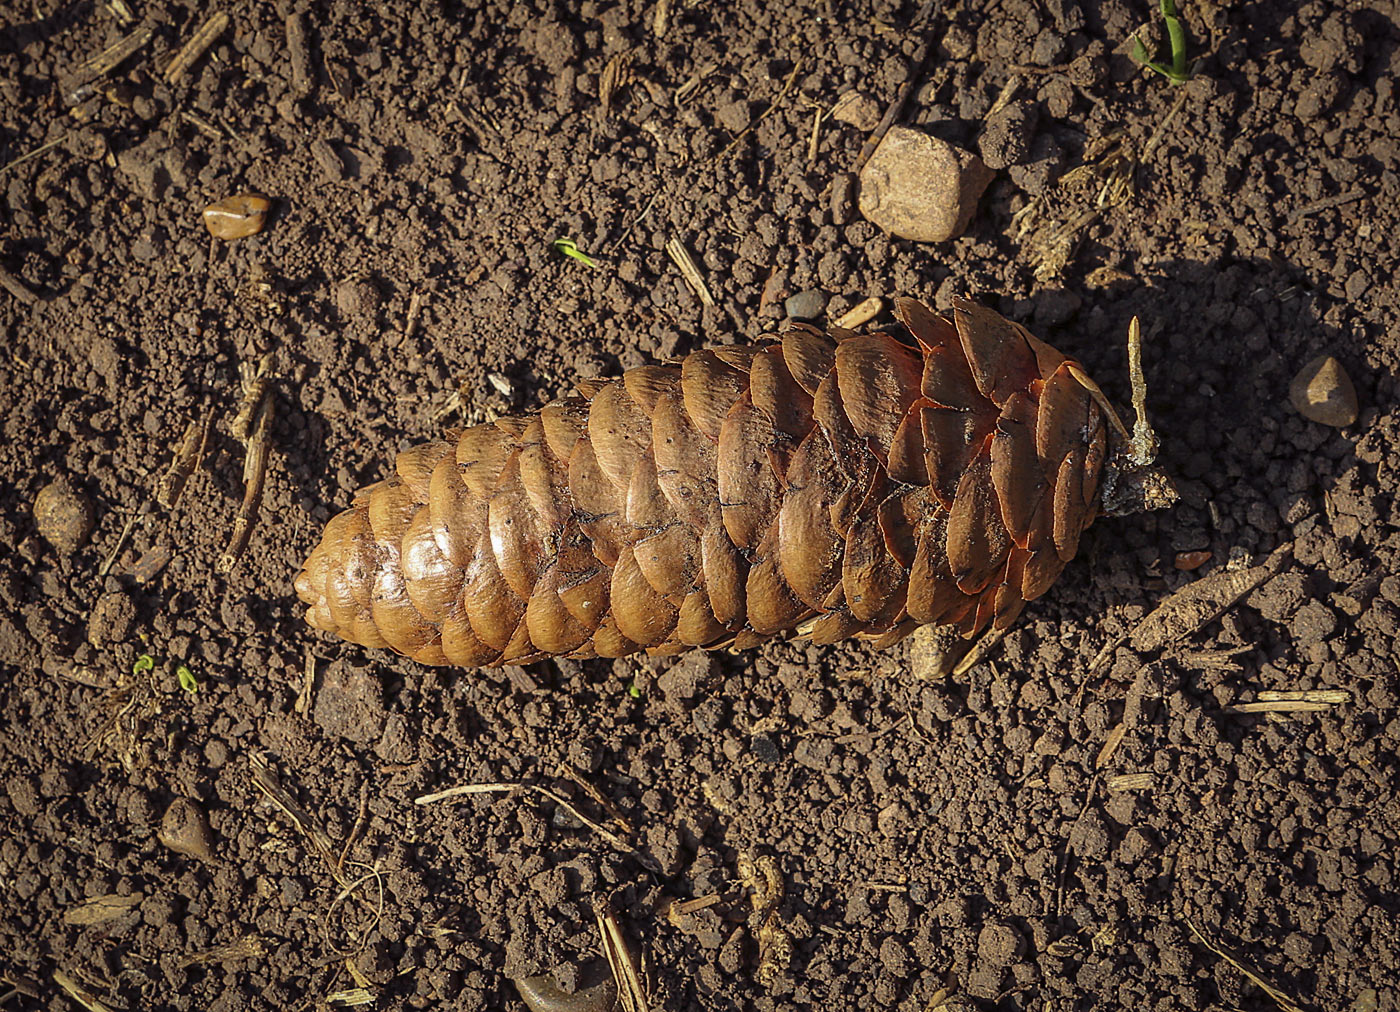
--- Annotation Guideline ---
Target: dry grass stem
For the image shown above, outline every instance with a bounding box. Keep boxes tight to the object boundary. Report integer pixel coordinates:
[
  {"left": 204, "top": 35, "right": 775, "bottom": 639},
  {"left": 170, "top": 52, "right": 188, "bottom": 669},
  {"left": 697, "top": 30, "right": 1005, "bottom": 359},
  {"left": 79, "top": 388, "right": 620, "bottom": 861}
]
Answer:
[
  {"left": 1106, "top": 772, "right": 1155, "bottom": 792},
  {"left": 1184, "top": 918, "right": 1306, "bottom": 1012},
  {"left": 165, "top": 11, "right": 231, "bottom": 83},
  {"left": 218, "top": 393, "right": 271, "bottom": 572},
  {"left": 852, "top": 0, "right": 939, "bottom": 172},
  {"left": 51, "top": 971, "right": 118, "bottom": 1012},
  {"left": 953, "top": 626, "right": 1008, "bottom": 678},
  {"left": 597, "top": 906, "right": 651, "bottom": 1012},
  {"left": 99, "top": 513, "right": 138, "bottom": 579},
  {"left": 556, "top": 763, "right": 635, "bottom": 836},
  {"left": 716, "top": 60, "right": 802, "bottom": 161},
  {"left": 665, "top": 238, "right": 715, "bottom": 307},
  {"left": 249, "top": 751, "right": 346, "bottom": 885},
  {"left": 415, "top": 780, "right": 632, "bottom": 852},
  {"left": 0, "top": 134, "right": 72, "bottom": 177}
]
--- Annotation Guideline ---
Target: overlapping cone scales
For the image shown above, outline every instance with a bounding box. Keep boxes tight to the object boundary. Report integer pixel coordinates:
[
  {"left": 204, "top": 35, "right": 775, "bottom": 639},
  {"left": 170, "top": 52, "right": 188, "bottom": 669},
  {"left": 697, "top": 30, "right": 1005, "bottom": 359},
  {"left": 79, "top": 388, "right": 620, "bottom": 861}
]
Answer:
[{"left": 295, "top": 297, "right": 1107, "bottom": 667}]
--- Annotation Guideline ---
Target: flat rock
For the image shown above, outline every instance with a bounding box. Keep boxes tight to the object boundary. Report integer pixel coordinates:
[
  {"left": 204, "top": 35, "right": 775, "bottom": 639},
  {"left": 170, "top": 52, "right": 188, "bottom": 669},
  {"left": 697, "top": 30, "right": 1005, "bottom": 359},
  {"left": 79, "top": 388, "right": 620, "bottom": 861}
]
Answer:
[
  {"left": 858, "top": 127, "right": 994, "bottom": 243},
  {"left": 1289, "top": 354, "right": 1357, "bottom": 427}
]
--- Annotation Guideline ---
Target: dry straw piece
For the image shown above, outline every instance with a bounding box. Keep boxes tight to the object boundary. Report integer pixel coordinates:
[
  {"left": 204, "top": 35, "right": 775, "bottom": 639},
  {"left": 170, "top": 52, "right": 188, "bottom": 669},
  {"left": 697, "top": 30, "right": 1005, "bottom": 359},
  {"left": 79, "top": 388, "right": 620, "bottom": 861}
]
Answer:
[{"left": 297, "top": 297, "right": 1176, "bottom": 667}]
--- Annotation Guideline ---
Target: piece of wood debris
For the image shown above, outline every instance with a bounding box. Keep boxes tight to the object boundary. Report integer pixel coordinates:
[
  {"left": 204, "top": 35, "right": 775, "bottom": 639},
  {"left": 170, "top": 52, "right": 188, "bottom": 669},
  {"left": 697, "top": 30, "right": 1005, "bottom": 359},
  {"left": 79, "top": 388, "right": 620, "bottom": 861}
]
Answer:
[
  {"left": 156, "top": 410, "right": 212, "bottom": 508},
  {"left": 165, "top": 11, "right": 230, "bottom": 83},
  {"left": 674, "top": 61, "right": 718, "bottom": 105},
  {"left": 669, "top": 894, "right": 721, "bottom": 917},
  {"left": 80, "top": 24, "right": 155, "bottom": 76},
  {"left": 665, "top": 237, "right": 715, "bottom": 306},
  {"left": 286, "top": 11, "right": 313, "bottom": 97},
  {"left": 63, "top": 892, "right": 144, "bottom": 926},
  {"left": 651, "top": 0, "right": 670, "bottom": 36},
  {"left": 296, "top": 647, "right": 316, "bottom": 716},
  {"left": 179, "top": 933, "right": 266, "bottom": 967},
  {"left": 403, "top": 289, "right": 425, "bottom": 342},
  {"left": 1088, "top": 546, "right": 1292, "bottom": 674},
  {"left": 834, "top": 296, "right": 882, "bottom": 329},
  {"left": 599, "top": 50, "right": 635, "bottom": 119}
]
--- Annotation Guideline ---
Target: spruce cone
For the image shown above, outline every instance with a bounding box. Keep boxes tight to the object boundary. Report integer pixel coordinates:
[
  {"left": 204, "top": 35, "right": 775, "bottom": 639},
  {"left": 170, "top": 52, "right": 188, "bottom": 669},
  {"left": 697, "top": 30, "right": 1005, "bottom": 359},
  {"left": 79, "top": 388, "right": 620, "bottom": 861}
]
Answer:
[{"left": 296, "top": 297, "right": 1166, "bottom": 667}]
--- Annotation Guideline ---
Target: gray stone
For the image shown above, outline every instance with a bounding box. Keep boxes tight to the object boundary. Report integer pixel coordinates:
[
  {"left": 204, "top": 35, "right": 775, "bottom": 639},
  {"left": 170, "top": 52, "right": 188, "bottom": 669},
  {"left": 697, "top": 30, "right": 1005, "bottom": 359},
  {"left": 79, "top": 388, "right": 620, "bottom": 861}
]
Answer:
[{"left": 783, "top": 289, "right": 827, "bottom": 320}]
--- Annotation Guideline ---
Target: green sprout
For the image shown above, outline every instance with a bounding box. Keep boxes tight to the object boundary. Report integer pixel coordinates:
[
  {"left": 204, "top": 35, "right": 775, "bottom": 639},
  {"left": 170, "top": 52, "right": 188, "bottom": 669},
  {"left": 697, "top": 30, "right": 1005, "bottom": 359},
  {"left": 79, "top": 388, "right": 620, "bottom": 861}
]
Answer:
[
  {"left": 552, "top": 238, "right": 599, "bottom": 267},
  {"left": 626, "top": 681, "right": 642, "bottom": 699},
  {"left": 1131, "top": 0, "right": 1193, "bottom": 84},
  {"left": 133, "top": 654, "right": 155, "bottom": 675},
  {"left": 176, "top": 664, "right": 199, "bottom": 695}
]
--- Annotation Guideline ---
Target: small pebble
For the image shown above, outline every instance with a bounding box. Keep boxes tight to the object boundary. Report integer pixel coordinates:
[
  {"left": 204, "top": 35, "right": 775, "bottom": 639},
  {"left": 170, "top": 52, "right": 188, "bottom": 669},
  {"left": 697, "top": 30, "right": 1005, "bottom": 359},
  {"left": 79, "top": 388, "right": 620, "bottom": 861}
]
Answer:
[
  {"left": 858, "top": 127, "right": 993, "bottom": 243},
  {"left": 158, "top": 797, "right": 215, "bottom": 861},
  {"left": 1289, "top": 354, "right": 1358, "bottom": 427},
  {"left": 831, "top": 90, "right": 881, "bottom": 131},
  {"left": 202, "top": 194, "right": 271, "bottom": 240},
  {"left": 513, "top": 964, "right": 617, "bottom": 1012},
  {"left": 784, "top": 289, "right": 827, "bottom": 321},
  {"left": 33, "top": 477, "right": 96, "bottom": 555}
]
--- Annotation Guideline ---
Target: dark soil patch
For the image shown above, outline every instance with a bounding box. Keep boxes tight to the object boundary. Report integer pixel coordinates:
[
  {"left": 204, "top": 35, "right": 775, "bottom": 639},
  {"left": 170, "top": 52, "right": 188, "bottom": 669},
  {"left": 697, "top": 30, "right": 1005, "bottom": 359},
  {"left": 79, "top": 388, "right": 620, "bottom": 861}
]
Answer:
[{"left": 3, "top": 1, "right": 1398, "bottom": 1010}]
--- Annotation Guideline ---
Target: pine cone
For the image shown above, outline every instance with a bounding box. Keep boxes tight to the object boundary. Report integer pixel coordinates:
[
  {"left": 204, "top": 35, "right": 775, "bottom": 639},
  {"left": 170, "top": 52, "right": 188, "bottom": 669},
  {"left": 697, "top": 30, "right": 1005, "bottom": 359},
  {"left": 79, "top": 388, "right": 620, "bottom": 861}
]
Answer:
[{"left": 296, "top": 297, "right": 1153, "bottom": 667}]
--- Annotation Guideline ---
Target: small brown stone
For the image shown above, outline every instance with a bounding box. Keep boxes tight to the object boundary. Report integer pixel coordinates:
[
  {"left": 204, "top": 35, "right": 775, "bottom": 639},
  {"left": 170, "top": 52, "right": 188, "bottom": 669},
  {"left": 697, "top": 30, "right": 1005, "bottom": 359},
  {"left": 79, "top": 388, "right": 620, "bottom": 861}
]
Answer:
[
  {"left": 1289, "top": 354, "right": 1357, "bottom": 427},
  {"left": 158, "top": 797, "right": 215, "bottom": 861},
  {"left": 831, "top": 90, "right": 881, "bottom": 131},
  {"left": 858, "top": 127, "right": 994, "bottom": 243},
  {"left": 202, "top": 193, "right": 271, "bottom": 240},
  {"left": 33, "top": 477, "right": 96, "bottom": 555},
  {"left": 1174, "top": 550, "right": 1212, "bottom": 571}
]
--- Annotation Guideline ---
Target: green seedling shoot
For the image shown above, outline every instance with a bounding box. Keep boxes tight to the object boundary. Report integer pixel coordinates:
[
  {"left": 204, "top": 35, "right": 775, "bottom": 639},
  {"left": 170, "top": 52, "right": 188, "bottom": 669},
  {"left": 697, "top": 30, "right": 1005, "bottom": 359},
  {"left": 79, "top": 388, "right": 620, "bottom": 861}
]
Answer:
[
  {"left": 552, "top": 238, "right": 599, "bottom": 267},
  {"left": 177, "top": 664, "right": 199, "bottom": 695},
  {"left": 1132, "top": 0, "right": 1192, "bottom": 84},
  {"left": 133, "top": 654, "right": 155, "bottom": 676}
]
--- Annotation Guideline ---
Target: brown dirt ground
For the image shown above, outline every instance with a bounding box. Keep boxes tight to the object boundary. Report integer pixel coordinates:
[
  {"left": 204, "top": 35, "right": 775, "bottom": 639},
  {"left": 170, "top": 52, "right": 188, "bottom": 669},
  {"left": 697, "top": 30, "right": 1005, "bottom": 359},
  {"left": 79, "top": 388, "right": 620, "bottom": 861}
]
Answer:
[{"left": 3, "top": 0, "right": 1399, "bottom": 1009}]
